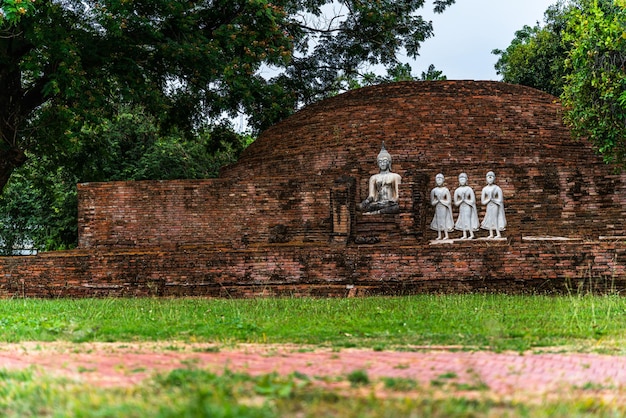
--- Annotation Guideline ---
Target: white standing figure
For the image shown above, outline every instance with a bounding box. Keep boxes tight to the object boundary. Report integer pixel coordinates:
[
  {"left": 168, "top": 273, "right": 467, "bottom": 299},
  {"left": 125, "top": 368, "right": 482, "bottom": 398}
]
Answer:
[
  {"left": 480, "top": 171, "right": 507, "bottom": 238},
  {"left": 454, "top": 173, "right": 479, "bottom": 239},
  {"left": 430, "top": 173, "right": 454, "bottom": 240}
]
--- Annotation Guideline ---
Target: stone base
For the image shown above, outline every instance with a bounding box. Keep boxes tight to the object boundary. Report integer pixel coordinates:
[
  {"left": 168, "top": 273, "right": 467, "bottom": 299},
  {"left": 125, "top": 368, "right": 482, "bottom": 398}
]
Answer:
[
  {"left": 429, "top": 237, "right": 508, "bottom": 245},
  {"left": 522, "top": 236, "right": 582, "bottom": 242}
]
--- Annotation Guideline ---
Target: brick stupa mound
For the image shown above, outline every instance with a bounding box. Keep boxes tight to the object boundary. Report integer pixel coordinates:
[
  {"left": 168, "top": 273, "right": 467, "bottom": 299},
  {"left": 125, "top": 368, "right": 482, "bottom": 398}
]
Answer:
[
  {"left": 2, "top": 81, "right": 626, "bottom": 298},
  {"left": 223, "top": 81, "right": 625, "bottom": 241},
  {"left": 226, "top": 81, "right": 576, "bottom": 180}
]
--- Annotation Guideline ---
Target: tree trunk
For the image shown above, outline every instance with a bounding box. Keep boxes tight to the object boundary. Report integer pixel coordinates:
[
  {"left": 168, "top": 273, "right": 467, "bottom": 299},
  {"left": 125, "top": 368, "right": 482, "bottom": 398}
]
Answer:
[{"left": 0, "top": 147, "right": 27, "bottom": 191}]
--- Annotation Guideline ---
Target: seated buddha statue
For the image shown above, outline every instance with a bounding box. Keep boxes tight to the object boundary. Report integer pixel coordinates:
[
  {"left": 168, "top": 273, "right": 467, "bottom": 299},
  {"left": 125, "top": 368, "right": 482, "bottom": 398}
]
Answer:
[{"left": 358, "top": 142, "right": 402, "bottom": 215}]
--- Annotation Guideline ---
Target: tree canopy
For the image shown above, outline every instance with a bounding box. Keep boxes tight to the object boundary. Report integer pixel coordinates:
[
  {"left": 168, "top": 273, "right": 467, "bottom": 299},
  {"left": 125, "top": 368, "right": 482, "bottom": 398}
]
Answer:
[
  {"left": 494, "top": 0, "right": 626, "bottom": 167},
  {"left": 0, "top": 0, "right": 456, "bottom": 253},
  {"left": 492, "top": 2, "right": 570, "bottom": 97},
  {"left": 0, "top": 0, "right": 456, "bottom": 192},
  {"left": 561, "top": 0, "right": 626, "bottom": 166}
]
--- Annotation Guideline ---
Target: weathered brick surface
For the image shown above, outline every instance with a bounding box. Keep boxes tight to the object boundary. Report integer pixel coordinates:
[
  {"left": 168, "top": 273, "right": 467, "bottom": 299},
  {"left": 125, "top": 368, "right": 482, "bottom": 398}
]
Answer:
[
  {"left": 4, "top": 80, "right": 626, "bottom": 297},
  {"left": 0, "top": 242, "right": 624, "bottom": 298},
  {"left": 77, "top": 178, "right": 333, "bottom": 248},
  {"left": 79, "top": 81, "right": 626, "bottom": 248}
]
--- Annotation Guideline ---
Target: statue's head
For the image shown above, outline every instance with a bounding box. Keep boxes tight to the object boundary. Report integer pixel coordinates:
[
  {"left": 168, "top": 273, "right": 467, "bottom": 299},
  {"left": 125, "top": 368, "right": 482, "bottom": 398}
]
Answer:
[
  {"left": 486, "top": 171, "right": 495, "bottom": 184},
  {"left": 459, "top": 173, "right": 468, "bottom": 185},
  {"left": 435, "top": 173, "right": 444, "bottom": 186},
  {"left": 377, "top": 142, "right": 392, "bottom": 169}
]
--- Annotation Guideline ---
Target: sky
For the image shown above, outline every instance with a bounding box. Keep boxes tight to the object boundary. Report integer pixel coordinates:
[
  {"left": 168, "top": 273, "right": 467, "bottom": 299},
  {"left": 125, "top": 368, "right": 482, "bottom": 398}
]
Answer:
[{"left": 413, "top": 0, "right": 558, "bottom": 81}]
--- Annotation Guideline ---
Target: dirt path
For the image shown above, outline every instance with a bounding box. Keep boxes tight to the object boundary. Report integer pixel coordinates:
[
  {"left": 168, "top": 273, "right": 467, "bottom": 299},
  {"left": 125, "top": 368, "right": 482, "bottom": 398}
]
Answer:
[{"left": 0, "top": 342, "right": 624, "bottom": 404}]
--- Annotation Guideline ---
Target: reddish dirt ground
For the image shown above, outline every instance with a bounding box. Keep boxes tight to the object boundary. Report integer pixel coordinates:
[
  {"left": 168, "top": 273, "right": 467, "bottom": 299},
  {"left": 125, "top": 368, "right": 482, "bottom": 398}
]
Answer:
[{"left": 0, "top": 342, "right": 625, "bottom": 404}]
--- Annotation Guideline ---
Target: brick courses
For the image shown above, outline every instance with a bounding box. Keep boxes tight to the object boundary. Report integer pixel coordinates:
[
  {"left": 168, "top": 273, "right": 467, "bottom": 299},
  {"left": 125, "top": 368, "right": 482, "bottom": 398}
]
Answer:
[
  {"left": 0, "top": 242, "right": 623, "bottom": 297},
  {"left": 4, "top": 80, "right": 626, "bottom": 297},
  {"left": 79, "top": 81, "right": 626, "bottom": 248}
]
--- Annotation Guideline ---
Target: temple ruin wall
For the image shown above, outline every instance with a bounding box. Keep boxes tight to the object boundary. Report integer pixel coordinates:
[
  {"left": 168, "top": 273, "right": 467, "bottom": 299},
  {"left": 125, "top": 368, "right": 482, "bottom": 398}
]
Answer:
[{"left": 2, "top": 81, "right": 626, "bottom": 297}]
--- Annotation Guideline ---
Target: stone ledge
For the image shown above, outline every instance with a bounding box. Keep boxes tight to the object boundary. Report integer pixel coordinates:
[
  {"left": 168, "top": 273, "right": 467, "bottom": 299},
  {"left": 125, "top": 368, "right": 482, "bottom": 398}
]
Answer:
[
  {"left": 429, "top": 237, "right": 508, "bottom": 245},
  {"left": 522, "top": 236, "right": 582, "bottom": 242}
]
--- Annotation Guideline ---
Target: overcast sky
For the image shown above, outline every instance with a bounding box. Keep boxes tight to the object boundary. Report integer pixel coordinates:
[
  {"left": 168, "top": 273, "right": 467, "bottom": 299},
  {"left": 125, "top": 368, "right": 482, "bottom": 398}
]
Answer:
[{"left": 412, "top": 0, "right": 557, "bottom": 80}]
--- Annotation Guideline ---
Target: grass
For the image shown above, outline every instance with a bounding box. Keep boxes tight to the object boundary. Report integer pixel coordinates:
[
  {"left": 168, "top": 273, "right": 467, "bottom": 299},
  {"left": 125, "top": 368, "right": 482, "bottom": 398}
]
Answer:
[
  {"left": 0, "top": 294, "right": 624, "bottom": 416},
  {"left": 0, "top": 367, "right": 622, "bottom": 417},
  {"left": 0, "top": 294, "right": 623, "bottom": 352}
]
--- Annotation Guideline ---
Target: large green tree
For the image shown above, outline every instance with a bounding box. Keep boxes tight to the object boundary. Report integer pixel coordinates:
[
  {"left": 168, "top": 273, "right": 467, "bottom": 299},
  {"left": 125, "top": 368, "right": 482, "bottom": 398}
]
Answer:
[
  {"left": 0, "top": 0, "right": 456, "bottom": 193},
  {"left": 561, "top": 0, "right": 626, "bottom": 165},
  {"left": 492, "top": 2, "right": 570, "bottom": 97},
  {"left": 494, "top": 0, "right": 626, "bottom": 166}
]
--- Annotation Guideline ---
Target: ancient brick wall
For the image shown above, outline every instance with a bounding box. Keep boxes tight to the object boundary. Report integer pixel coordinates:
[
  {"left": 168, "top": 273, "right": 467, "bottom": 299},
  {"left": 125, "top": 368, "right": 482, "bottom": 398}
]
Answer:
[
  {"left": 78, "top": 178, "right": 334, "bottom": 248},
  {"left": 0, "top": 241, "right": 623, "bottom": 298},
  {"left": 222, "top": 80, "right": 626, "bottom": 241},
  {"left": 3, "top": 80, "right": 626, "bottom": 298},
  {"left": 79, "top": 81, "right": 626, "bottom": 248}
]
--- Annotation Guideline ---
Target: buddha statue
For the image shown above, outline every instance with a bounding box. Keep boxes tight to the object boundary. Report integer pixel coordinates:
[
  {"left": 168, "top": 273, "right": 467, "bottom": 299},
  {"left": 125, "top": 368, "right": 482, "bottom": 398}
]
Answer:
[
  {"left": 453, "top": 173, "right": 479, "bottom": 239},
  {"left": 480, "top": 171, "right": 507, "bottom": 238},
  {"left": 358, "top": 142, "right": 402, "bottom": 215},
  {"left": 430, "top": 173, "right": 454, "bottom": 240}
]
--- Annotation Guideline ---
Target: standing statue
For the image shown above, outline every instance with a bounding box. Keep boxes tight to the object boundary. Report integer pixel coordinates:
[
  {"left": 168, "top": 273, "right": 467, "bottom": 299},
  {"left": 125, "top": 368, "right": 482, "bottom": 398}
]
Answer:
[
  {"left": 454, "top": 173, "right": 479, "bottom": 239},
  {"left": 358, "top": 142, "right": 402, "bottom": 214},
  {"left": 480, "top": 171, "right": 507, "bottom": 238},
  {"left": 430, "top": 173, "right": 454, "bottom": 240}
]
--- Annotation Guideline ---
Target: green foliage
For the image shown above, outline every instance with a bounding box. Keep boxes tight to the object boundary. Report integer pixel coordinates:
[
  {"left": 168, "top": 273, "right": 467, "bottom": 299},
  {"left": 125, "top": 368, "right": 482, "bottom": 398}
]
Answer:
[
  {"left": 0, "top": 367, "right": 623, "bottom": 417},
  {"left": 561, "top": 0, "right": 626, "bottom": 166},
  {"left": 0, "top": 105, "right": 245, "bottom": 252},
  {"left": 0, "top": 160, "right": 77, "bottom": 254},
  {"left": 0, "top": 0, "right": 36, "bottom": 24},
  {"left": 419, "top": 64, "right": 448, "bottom": 81},
  {"left": 334, "top": 62, "right": 446, "bottom": 93},
  {"left": 347, "top": 369, "right": 370, "bottom": 387},
  {"left": 279, "top": 0, "right": 454, "bottom": 101},
  {"left": 496, "top": 0, "right": 626, "bottom": 166},
  {"left": 492, "top": 2, "right": 570, "bottom": 97},
  {"left": 382, "top": 377, "right": 420, "bottom": 392},
  {"left": 0, "top": 0, "right": 457, "bottom": 190},
  {"left": 65, "top": 106, "right": 243, "bottom": 183}
]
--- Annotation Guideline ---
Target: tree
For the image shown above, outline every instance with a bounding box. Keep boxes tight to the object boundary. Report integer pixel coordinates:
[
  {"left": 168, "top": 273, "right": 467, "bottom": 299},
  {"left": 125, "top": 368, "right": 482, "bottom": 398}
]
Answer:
[
  {"left": 333, "top": 62, "right": 447, "bottom": 92},
  {"left": 419, "top": 64, "right": 447, "bottom": 81},
  {"left": 561, "top": 0, "right": 626, "bottom": 166},
  {"left": 0, "top": 107, "right": 246, "bottom": 253},
  {"left": 0, "top": 159, "right": 78, "bottom": 254},
  {"left": 492, "top": 2, "right": 570, "bottom": 97},
  {"left": 493, "top": 0, "right": 626, "bottom": 166},
  {"left": 0, "top": 0, "right": 456, "bottom": 194},
  {"left": 64, "top": 105, "right": 244, "bottom": 182}
]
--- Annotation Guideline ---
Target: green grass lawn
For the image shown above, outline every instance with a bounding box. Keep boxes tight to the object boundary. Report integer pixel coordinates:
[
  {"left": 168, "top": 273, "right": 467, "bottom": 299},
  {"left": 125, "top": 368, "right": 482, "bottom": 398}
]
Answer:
[
  {"left": 0, "top": 294, "right": 624, "bottom": 352},
  {"left": 0, "top": 294, "right": 624, "bottom": 417}
]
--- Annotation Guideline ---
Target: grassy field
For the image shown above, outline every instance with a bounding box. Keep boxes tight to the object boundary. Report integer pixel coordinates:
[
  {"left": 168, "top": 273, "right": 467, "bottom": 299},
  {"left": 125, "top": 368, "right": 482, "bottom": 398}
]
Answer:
[
  {"left": 0, "top": 294, "right": 624, "bottom": 352},
  {"left": 0, "top": 294, "right": 624, "bottom": 417}
]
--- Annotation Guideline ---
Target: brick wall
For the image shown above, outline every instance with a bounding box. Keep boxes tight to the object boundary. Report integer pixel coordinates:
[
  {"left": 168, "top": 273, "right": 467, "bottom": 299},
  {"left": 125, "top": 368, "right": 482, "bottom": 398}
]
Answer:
[
  {"left": 78, "top": 178, "right": 333, "bottom": 248},
  {"left": 223, "top": 80, "right": 626, "bottom": 241},
  {"left": 79, "top": 81, "right": 626, "bottom": 248},
  {"left": 3, "top": 80, "right": 626, "bottom": 297},
  {"left": 0, "top": 241, "right": 623, "bottom": 298}
]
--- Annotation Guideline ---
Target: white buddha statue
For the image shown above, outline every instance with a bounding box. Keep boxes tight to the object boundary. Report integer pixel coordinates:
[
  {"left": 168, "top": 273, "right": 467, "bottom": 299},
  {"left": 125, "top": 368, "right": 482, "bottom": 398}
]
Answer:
[
  {"left": 430, "top": 173, "right": 454, "bottom": 240},
  {"left": 480, "top": 171, "right": 507, "bottom": 238},
  {"left": 358, "top": 142, "right": 402, "bottom": 215},
  {"left": 454, "top": 173, "right": 479, "bottom": 239}
]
